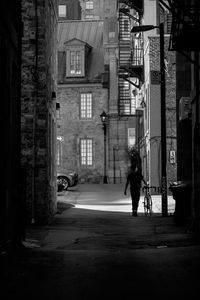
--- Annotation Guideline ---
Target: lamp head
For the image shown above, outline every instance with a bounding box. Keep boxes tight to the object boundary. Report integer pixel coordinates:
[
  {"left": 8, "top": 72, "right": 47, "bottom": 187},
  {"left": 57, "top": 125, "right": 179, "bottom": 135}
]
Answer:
[
  {"left": 100, "top": 111, "right": 107, "bottom": 124},
  {"left": 131, "top": 25, "right": 157, "bottom": 33}
]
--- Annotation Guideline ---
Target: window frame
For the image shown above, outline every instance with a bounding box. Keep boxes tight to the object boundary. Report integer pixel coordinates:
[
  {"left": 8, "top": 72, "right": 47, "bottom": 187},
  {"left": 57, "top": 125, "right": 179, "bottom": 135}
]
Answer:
[
  {"left": 128, "top": 128, "right": 136, "bottom": 147},
  {"left": 69, "top": 50, "right": 82, "bottom": 75},
  {"left": 85, "top": 1, "right": 94, "bottom": 10},
  {"left": 85, "top": 14, "right": 94, "bottom": 19},
  {"left": 66, "top": 46, "right": 85, "bottom": 77},
  {"left": 80, "top": 138, "right": 93, "bottom": 166},
  {"left": 57, "top": 136, "right": 63, "bottom": 166},
  {"left": 58, "top": 5, "right": 67, "bottom": 18},
  {"left": 80, "top": 93, "right": 93, "bottom": 119},
  {"left": 56, "top": 103, "right": 61, "bottom": 119}
]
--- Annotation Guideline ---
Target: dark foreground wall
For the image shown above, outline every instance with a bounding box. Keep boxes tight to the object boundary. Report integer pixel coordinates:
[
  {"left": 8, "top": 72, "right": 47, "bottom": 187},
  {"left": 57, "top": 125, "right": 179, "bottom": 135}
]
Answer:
[
  {"left": 0, "top": 1, "right": 22, "bottom": 251},
  {"left": 21, "top": 0, "right": 58, "bottom": 225}
]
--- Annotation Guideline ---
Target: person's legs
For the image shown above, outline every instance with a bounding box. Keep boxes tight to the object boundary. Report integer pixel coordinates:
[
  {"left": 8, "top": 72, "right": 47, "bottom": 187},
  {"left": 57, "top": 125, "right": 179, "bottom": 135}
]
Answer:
[{"left": 130, "top": 188, "right": 140, "bottom": 216}]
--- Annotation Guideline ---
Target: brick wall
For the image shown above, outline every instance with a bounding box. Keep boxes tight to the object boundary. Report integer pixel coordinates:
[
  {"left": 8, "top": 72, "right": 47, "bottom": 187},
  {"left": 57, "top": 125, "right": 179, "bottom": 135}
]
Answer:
[
  {"left": 149, "top": 36, "right": 177, "bottom": 187},
  {"left": 57, "top": 85, "right": 108, "bottom": 183},
  {"left": 140, "top": 35, "right": 177, "bottom": 188}
]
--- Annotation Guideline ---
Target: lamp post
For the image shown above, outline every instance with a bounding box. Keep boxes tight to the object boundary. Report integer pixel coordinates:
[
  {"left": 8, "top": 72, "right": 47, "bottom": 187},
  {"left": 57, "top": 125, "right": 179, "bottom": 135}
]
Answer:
[
  {"left": 131, "top": 23, "right": 168, "bottom": 216},
  {"left": 100, "top": 111, "right": 108, "bottom": 184}
]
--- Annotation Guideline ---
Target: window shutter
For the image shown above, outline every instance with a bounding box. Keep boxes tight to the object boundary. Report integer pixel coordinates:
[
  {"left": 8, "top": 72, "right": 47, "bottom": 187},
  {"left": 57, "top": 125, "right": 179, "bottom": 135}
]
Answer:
[
  {"left": 81, "top": 48, "right": 85, "bottom": 76},
  {"left": 58, "top": 51, "right": 66, "bottom": 81},
  {"left": 66, "top": 49, "right": 70, "bottom": 77}
]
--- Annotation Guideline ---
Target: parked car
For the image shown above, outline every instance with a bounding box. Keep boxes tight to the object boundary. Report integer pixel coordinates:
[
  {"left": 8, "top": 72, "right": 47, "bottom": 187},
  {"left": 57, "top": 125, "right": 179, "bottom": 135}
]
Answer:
[{"left": 57, "top": 172, "right": 78, "bottom": 192}]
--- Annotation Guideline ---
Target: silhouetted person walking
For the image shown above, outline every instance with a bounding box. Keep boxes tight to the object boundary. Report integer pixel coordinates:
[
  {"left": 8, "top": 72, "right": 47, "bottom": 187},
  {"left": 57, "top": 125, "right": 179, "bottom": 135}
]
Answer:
[{"left": 124, "top": 163, "right": 147, "bottom": 216}]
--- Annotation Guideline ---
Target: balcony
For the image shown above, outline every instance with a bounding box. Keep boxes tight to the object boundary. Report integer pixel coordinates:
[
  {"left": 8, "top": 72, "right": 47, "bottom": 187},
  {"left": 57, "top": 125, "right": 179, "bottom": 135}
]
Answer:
[{"left": 119, "top": 33, "right": 144, "bottom": 83}]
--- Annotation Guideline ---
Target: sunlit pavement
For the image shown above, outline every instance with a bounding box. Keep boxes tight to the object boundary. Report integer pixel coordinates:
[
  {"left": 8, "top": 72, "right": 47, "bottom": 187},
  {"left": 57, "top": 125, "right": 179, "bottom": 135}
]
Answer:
[{"left": 59, "top": 183, "right": 175, "bottom": 215}]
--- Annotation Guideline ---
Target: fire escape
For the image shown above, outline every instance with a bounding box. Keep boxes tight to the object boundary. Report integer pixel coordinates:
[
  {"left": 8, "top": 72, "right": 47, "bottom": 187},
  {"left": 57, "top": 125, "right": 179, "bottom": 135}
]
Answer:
[{"left": 118, "top": 0, "right": 144, "bottom": 116}]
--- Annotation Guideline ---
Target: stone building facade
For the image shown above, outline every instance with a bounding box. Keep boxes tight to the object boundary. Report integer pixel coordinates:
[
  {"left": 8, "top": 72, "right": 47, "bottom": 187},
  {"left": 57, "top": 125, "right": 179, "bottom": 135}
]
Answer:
[
  {"left": 136, "top": 0, "right": 177, "bottom": 189},
  {"left": 0, "top": 1, "right": 22, "bottom": 250},
  {"left": 143, "top": 35, "right": 177, "bottom": 186},
  {"left": 57, "top": 1, "right": 136, "bottom": 184},
  {"left": 57, "top": 0, "right": 177, "bottom": 186},
  {"left": 21, "top": 0, "right": 58, "bottom": 225},
  {"left": 57, "top": 20, "right": 109, "bottom": 183}
]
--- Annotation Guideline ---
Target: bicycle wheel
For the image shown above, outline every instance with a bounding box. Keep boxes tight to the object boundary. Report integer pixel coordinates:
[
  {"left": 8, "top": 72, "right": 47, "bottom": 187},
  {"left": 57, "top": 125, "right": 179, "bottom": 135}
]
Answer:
[
  {"left": 148, "top": 195, "right": 153, "bottom": 216},
  {"left": 143, "top": 196, "right": 148, "bottom": 216},
  {"left": 144, "top": 195, "right": 152, "bottom": 216}
]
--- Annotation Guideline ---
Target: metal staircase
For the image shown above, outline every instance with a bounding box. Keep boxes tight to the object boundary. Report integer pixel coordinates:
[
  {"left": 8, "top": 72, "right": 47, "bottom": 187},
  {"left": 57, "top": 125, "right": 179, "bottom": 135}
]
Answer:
[
  {"left": 118, "top": 8, "right": 132, "bottom": 115},
  {"left": 118, "top": 1, "right": 144, "bottom": 115}
]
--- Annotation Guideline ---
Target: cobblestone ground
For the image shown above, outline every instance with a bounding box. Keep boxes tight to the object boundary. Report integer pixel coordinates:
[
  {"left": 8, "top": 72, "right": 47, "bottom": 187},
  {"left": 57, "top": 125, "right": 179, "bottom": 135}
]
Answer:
[{"left": 3, "top": 184, "right": 200, "bottom": 300}]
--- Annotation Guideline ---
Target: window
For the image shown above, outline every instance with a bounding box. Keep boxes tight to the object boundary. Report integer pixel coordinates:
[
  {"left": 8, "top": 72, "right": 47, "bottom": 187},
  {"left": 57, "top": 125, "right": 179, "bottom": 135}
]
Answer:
[
  {"left": 66, "top": 46, "right": 85, "bottom": 77},
  {"left": 65, "top": 39, "right": 91, "bottom": 78},
  {"left": 80, "top": 93, "right": 92, "bottom": 119},
  {"left": 130, "top": 85, "right": 136, "bottom": 115},
  {"left": 85, "top": 14, "right": 94, "bottom": 19},
  {"left": 56, "top": 109, "right": 60, "bottom": 120},
  {"left": 109, "top": 32, "right": 115, "bottom": 42},
  {"left": 56, "top": 103, "right": 60, "bottom": 119},
  {"left": 167, "top": 12, "right": 172, "bottom": 34},
  {"left": 70, "top": 50, "right": 82, "bottom": 75},
  {"left": 58, "top": 5, "right": 67, "bottom": 17},
  {"left": 128, "top": 128, "right": 135, "bottom": 146},
  {"left": 80, "top": 139, "right": 93, "bottom": 165},
  {"left": 169, "top": 150, "right": 176, "bottom": 164},
  {"left": 86, "top": 1, "right": 94, "bottom": 9},
  {"left": 57, "top": 136, "right": 63, "bottom": 166}
]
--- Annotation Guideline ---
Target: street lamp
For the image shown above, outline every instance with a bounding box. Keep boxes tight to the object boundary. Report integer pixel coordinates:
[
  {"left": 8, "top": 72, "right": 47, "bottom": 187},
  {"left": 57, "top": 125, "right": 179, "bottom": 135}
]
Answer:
[
  {"left": 100, "top": 111, "right": 108, "bottom": 184},
  {"left": 131, "top": 23, "right": 168, "bottom": 216}
]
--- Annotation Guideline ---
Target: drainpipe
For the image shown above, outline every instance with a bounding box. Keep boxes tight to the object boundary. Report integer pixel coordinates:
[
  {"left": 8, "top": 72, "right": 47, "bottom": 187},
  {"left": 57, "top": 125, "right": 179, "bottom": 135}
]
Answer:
[
  {"left": 113, "top": 147, "right": 116, "bottom": 184},
  {"left": 193, "top": 51, "right": 200, "bottom": 227},
  {"left": 31, "top": 0, "right": 39, "bottom": 224},
  {"left": 160, "top": 23, "right": 168, "bottom": 217}
]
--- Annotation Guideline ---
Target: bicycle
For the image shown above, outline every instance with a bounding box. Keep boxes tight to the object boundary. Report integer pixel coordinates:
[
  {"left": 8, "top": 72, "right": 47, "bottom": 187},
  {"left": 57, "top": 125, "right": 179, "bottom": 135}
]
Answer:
[{"left": 142, "top": 186, "right": 156, "bottom": 216}]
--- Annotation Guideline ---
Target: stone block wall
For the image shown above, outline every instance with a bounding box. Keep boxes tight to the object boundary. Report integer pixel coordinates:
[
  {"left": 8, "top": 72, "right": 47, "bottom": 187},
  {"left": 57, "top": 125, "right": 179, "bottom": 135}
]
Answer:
[{"left": 21, "top": 0, "right": 58, "bottom": 224}]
